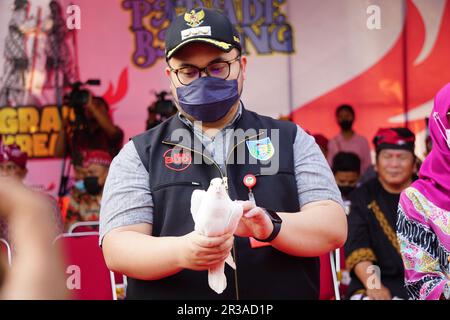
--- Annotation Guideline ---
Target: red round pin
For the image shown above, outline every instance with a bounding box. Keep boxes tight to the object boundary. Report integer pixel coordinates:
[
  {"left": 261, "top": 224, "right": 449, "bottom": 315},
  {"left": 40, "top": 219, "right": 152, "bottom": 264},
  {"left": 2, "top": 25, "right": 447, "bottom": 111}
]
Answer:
[{"left": 243, "top": 174, "right": 257, "bottom": 189}]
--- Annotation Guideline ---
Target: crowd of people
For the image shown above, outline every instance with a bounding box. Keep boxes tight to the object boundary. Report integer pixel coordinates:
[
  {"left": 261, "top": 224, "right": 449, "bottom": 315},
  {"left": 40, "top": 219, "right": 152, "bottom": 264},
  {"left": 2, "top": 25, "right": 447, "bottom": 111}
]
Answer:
[{"left": 311, "top": 95, "right": 449, "bottom": 300}]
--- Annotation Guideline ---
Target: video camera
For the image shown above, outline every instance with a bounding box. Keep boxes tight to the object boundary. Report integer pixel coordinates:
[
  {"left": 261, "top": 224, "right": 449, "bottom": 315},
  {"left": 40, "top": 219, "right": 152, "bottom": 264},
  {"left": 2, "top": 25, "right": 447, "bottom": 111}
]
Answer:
[
  {"left": 146, "top": 91, "right": 177, "bottom": 130},
  {"left": 64, "top": 79, "right": 101, "bottom": 124}
]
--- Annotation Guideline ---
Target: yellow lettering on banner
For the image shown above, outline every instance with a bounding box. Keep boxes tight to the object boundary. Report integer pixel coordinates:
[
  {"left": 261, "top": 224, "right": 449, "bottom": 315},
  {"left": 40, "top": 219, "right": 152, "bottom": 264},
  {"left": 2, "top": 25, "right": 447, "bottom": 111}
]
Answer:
[
  {"left": 0, "top": 108, "right": 18, "bottom": 134},
  {"left": 15, "top": 135, "right": 33, "bottom": 156},
  {"left": 0, "top": 105, "right": 72, "bottom": 158},
  {"left": 18, "top": 107, "right": 39, "bottom": 133},
  {"left": 49, "top": 133, "right": 58, "bottom": 156},
  {"left": 41, "top": 106, "right": 61, "bottom": 132},
  {"left": 62, "top": 106, "right": 76, "bottom": 122},
  {"left": 2, "top": 135, "right": 15, "bottom": 145},
  {"left": 33, "top": 133, "right": 49, "bottom": 157}
]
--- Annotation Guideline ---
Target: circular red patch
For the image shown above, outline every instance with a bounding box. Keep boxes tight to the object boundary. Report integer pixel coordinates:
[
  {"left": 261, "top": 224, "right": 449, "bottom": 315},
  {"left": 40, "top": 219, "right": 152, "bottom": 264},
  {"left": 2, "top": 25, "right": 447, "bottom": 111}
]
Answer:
[{"left": 164, "top": 148, "right": 192, "bottom": 172}]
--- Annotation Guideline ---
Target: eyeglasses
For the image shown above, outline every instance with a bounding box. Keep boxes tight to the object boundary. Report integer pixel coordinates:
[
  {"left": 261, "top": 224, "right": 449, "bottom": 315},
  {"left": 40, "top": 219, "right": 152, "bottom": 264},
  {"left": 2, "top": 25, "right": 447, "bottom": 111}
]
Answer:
[{"left": 170, "top": 56, "right": 241, "bottom": 86}]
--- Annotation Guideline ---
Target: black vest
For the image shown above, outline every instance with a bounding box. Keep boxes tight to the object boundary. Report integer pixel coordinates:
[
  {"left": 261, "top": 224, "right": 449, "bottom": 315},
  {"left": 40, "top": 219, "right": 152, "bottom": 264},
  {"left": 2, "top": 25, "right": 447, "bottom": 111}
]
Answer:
[{"left": 130, "top": 107, "right": 320, "bottom": 300}]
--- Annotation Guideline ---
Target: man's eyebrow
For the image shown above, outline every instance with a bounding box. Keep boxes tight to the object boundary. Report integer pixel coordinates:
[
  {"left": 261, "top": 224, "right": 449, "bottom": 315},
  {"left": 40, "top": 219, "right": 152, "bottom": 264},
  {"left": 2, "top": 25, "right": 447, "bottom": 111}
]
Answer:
[{"left": 177, "top": 56, "right": 228, "bottom": 68}]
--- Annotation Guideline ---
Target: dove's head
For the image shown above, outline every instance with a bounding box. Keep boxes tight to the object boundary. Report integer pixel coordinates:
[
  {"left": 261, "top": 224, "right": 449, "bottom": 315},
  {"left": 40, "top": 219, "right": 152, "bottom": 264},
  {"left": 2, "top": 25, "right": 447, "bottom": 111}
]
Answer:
[{"left": 209, "top": 178, "right": 225, "bottom": 196}]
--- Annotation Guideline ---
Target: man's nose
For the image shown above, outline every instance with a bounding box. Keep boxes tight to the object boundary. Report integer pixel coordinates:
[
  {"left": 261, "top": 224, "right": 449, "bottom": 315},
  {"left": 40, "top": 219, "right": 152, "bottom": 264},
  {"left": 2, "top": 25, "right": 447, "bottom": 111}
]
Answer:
[{"left": 389, "top": 158, "right": 401, "bottom": 167}]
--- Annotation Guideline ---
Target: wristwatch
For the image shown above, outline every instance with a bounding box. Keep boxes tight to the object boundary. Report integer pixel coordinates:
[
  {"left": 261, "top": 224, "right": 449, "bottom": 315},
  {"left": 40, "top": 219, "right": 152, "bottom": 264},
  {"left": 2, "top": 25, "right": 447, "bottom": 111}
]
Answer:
[{"left": 253, "top": 208, "right": 282, "bottom": 243}]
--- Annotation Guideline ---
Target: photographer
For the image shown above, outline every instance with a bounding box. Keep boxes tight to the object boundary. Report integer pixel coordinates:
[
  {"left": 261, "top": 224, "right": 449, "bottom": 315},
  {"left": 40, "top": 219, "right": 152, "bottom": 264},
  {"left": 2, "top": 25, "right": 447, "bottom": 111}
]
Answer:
[{"left": 54, "top": 94, "right": 124, "bottom": 160}]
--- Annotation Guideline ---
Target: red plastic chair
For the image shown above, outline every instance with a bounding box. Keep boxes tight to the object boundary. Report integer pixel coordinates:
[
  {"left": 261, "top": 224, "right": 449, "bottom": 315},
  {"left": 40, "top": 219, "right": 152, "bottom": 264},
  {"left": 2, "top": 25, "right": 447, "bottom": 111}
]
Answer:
[
  {"left": 0, "top": 238, "right": 12, "bottom": 266},
  {"left": 319, "top": 249, "right": 343, "bottom": 300},
  {"left": 54, "top": 232, "right": 116, "bottom": 300},
  {"left": 68, "top": 221, "right": 99, "bottom": 234}
]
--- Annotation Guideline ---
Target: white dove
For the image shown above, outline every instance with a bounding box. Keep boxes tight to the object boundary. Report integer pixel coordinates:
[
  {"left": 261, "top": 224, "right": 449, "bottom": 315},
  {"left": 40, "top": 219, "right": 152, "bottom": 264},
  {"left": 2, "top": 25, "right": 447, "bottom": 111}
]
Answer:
[{"left": 190, "top": 178, "right": 243, "bottom": 294}]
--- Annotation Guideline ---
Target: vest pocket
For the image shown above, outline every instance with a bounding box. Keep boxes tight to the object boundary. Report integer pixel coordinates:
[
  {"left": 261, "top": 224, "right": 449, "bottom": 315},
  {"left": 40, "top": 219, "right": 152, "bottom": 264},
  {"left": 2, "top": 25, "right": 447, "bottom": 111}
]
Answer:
[
  {"left": 152, "top": 181, "right": 203, "bottom": 192},
  {"left": 251, "top": 171, "right": 299, "bottom": 212}
]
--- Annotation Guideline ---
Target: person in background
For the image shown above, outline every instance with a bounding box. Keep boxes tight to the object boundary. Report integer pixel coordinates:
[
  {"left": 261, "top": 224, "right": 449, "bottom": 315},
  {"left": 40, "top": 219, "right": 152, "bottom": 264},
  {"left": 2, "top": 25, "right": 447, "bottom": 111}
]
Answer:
[
  {"left": 397, "top": 83, "right": 450, "bottom": 300},
  {"left": 54, "top": 95, "right": 124, "bottom": 159},
  {"left": 332, "top": 152, "right": 361, "bottom": 201},
  {"left": 313, "top": 134, "right": 329, "bottom": 159},
  {"left": 345, "top": 127, "right": 416, "bottom": 300},
  {"left": 0, "top": 143, "right": 63, "bottom": 240},
  {"left": 64, "top": 150, "right": 111, "bottom": 232},
  {"left": 331, "top": 151, "right": 362, "bottom": 297},
  {"left": 328, "top": 104, "right": 371, "bottom": 175},
  {"left": 58, "top": 152, "right": 87, "bottom": 223}
]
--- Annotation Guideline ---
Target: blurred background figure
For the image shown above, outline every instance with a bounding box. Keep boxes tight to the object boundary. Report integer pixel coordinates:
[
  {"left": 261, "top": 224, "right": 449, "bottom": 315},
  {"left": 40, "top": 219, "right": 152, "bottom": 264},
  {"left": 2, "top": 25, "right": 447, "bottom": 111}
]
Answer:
[
  {"left": 64, "top": 150, "right": 111, "bottom": 232},
  {"left": 0, "top": 177, "right": 67, "bottom": 299},
  {"left": 345, "top": 127, "right": 416, "bottom": 300},
  {"left": 332, "top": 152, "right": 361, "bottom": 202},
  {"left": 0, "top": 143, "right": 27, "bottom": 181},
  {"left": 328, "top": 104, "right": 371, "bottom": 175},
  {"left": 55, "top": 95, "right": 124, "bottom": 160},
  {"left": 0, "top": 143, "right": 63, "bottom": 240},
  {"left": 145, "top": 91, "right": 177, "bottom": 130}
]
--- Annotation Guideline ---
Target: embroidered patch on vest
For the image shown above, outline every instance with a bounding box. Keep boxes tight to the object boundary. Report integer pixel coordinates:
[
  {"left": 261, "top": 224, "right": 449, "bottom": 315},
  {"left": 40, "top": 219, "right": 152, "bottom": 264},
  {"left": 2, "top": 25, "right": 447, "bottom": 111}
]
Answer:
[
  {"left": 164, "top": 148, "right": 192, "bottom": 172},
  {"left": 246, "top": 137, "right": 275, "bottom": 161}
]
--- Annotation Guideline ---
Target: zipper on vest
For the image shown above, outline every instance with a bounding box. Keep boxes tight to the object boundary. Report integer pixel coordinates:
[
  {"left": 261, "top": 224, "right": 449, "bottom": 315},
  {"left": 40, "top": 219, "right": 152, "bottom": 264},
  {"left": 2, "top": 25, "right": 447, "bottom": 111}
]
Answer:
[
  {"left": 162, "top": 141, "right": 226, "bottom": 182},
  {"left": 163, "top": 132, "right": 263, "bottom": 300},
  {"left": 223, "top": 132, "right": 263, "bottom": 301},
  {"left": 162, "top": 141, "right": 240, "bottom": 299}
]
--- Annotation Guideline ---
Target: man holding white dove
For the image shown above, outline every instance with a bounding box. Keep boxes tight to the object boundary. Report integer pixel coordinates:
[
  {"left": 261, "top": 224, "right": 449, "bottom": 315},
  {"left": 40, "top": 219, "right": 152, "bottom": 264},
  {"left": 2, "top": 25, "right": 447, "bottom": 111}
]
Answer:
[{"left": 100, "top": 7, "right": 347, "bottom": 300}]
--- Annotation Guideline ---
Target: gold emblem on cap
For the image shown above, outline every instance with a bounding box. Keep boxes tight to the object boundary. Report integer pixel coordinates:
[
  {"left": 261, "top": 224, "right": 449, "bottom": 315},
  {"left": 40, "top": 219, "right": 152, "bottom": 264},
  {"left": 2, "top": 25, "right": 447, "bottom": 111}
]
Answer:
[{"left": 184, "top": 9, "right": 205, "bottom": 28}]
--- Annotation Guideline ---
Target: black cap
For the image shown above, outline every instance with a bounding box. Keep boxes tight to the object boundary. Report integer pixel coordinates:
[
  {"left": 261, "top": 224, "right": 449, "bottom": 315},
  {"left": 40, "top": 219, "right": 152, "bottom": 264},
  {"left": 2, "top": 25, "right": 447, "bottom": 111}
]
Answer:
[{"left": 165, "top": 8, "right": 241, "bottom": 60}]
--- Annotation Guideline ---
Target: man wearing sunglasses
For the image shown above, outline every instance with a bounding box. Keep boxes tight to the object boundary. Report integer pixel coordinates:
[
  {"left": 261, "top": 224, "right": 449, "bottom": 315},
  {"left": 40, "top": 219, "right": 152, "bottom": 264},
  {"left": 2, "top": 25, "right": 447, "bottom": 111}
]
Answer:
[{"left": 100, "top": 7, "right": 347, "bottom": 300}]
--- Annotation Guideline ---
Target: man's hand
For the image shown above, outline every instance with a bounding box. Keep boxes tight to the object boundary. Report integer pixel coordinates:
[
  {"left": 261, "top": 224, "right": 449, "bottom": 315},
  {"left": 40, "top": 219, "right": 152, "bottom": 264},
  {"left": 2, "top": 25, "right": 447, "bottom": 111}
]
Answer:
[
  {"left": 85, "top": 95, "right": 107, "bottom": 118},
  {"left": 234, "top": 201, "right": 274, "bottom": 240},
  {"left": 177, "top": 231, "right": 234, "bottom": 271},
  {"left": 366, "top": 284, "right": 392, "bottom": 300}
]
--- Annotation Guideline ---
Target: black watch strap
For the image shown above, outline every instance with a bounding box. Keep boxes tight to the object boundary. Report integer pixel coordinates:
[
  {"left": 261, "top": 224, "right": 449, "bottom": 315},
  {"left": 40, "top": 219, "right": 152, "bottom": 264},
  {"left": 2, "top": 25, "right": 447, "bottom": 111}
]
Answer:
[{"left": 253, "top": 209, "right": 282, "bottom": 243}]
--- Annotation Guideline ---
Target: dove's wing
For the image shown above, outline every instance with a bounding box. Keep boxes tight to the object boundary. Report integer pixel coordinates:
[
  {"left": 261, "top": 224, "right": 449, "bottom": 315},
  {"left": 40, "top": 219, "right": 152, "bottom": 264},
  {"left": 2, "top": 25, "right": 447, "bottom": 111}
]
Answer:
[
  {"left": 226, "top": 201, "right": 244, "bottom": 234},
  {"left": 225, "top": 253, "right": 236, "bottom": 270},
  {"left": 224, "top": 201, "right": 243, "bottom": 270},
  {"left": 191, "top": 189, "right": 206, "bottom": 224}
]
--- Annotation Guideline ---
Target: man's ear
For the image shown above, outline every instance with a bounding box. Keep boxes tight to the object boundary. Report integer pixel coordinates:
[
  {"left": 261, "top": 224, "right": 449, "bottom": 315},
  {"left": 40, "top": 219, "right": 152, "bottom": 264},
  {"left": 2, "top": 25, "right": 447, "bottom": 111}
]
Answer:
[
  {"left": 240, "top": 55, "right": 247, "bottom": 80},
  {"left": 165, "top": 66, "right": 171, "bottom": 78},
  {"left": 165, "top": 66, "right": 177, "bottom": 90}
]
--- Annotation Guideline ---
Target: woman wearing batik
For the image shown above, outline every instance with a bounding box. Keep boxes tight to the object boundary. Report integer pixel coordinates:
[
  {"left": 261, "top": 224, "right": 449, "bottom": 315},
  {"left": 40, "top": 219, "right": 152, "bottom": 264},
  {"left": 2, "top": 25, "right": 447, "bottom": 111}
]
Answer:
[{"left": 397, "top": 83, "right": 450, "bottom": 300}]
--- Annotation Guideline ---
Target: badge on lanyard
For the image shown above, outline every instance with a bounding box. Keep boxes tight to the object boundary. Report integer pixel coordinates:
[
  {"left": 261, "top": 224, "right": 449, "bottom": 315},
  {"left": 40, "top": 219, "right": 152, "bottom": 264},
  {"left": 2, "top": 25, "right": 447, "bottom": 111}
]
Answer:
[
  {"left": 243, "top": 174, "right": 256, "bottom": 203},
  {"left": 243, "top": 174, "right": 271, "bottom": 249}
]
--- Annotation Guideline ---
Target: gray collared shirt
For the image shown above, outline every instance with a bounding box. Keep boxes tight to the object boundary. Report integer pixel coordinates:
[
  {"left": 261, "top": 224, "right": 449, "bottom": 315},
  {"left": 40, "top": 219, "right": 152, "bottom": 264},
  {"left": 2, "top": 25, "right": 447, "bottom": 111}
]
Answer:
[{"left": 99, "top": 111, "right": 343, "bottom": 244}]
